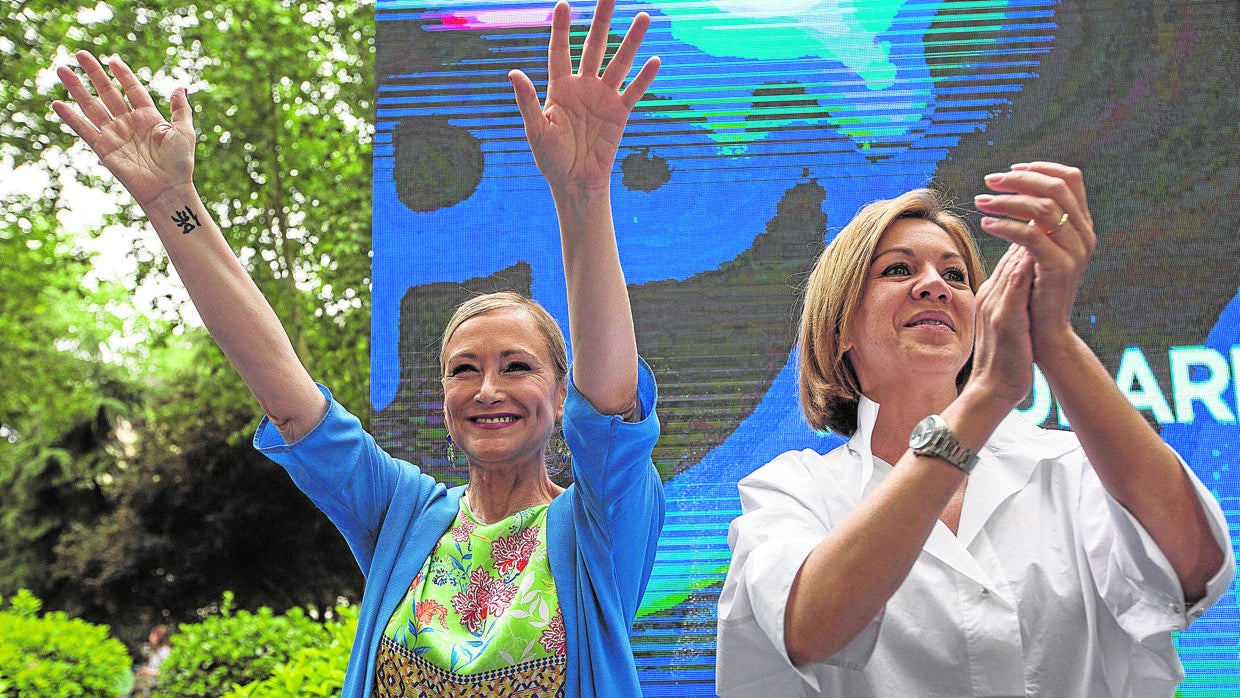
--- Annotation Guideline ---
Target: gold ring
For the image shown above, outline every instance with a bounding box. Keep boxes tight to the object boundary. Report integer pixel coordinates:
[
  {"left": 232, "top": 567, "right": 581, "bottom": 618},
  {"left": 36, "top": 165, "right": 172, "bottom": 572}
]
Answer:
[{"left": 1045, "top": 212, "right": 1070, "bottom": 235}]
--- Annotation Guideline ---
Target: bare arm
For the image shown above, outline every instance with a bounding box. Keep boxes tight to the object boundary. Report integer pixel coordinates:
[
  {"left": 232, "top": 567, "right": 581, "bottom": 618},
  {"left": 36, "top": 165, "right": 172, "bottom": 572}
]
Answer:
[
  {"left": 975, "top": 162, "right": 1224, "bottom": 601},
  {"left": 53, "top": 51, "right": 325, "bottom": 441},
  {"left": 784, "top": 245, "right": 1037, "bottom": 664},
  {"left": 509, "top": 0, "right": 659, "bottom": 416}
]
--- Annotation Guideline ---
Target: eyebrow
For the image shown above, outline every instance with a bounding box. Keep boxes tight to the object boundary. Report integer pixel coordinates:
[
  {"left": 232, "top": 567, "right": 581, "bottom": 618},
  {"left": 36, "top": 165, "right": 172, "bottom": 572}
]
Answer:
[
  {"left": 871, "top": 247, "right": 966, "bottom": 264},
  {"left": 446, "top": 348, "right": 538, "bottom": 361}
]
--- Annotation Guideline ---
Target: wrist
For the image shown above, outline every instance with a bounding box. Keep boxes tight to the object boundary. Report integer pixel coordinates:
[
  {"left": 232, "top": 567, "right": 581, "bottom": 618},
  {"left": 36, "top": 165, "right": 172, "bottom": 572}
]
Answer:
[
  {"left": 943, "top": 383, "right": 1018, "bottom": 452},
  {"left": 551, "top": 181, "right": 610, "bottom": 207},
  {"left": 1032, "top": 328, "right": 1085, "bottom": 371},
  {"left": 140, "top": 182, "right": 200, "bottom": 212}
]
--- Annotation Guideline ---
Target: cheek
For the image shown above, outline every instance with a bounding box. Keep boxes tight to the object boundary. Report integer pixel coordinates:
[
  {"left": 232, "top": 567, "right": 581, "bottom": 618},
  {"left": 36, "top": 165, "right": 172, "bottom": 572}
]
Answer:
[
  {"left": 441, "top": 383, "right": 466, "bottom": 419},
  {"left": 958, "top": 303, "right": 978, "bottom": 346}
]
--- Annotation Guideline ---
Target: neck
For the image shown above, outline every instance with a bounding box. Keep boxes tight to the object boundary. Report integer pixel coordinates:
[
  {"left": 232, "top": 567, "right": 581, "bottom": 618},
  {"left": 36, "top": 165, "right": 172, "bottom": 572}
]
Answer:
[
  {"left": 864, "top": 378, "right": 959, "bottom": 466},
  {"left": 466, "top": 461, "right": 563, "bottom": 524}
]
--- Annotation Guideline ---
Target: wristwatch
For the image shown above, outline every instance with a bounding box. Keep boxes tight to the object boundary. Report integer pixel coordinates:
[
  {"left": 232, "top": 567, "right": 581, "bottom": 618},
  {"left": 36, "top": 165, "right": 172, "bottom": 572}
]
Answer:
[{"left": 909, "top": 414, "right": 979, "bottom": 474}]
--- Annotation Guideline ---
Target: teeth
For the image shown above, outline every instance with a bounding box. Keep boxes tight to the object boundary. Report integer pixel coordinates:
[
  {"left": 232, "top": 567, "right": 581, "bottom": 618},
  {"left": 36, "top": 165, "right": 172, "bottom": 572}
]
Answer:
[{"left": 474, "top": 416, "right": 517, "bottom": 424}]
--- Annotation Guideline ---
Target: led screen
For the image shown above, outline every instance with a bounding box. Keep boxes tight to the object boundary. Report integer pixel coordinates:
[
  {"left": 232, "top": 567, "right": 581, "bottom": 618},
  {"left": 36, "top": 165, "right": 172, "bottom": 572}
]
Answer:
[{"left": 371, "top": 1, "right": 1240, "bottom": 692}]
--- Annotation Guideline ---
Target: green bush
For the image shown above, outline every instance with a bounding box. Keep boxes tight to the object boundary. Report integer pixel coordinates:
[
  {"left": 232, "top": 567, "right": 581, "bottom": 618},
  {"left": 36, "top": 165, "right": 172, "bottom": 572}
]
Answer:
[
  {"left": 0, "top": 589, "right": 133, "bottom": 698},
  {"left": 153, "top": 592, "right": 331, "bottom": 698},
  {"left": 224, "top": 604, "right": 358, "bottom": 698}
]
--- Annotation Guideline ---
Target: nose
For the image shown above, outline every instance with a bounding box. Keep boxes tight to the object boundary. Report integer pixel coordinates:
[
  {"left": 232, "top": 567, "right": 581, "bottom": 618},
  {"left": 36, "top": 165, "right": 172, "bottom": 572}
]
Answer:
[
  {"left": 911, "top": 268, "right": 952, "bottom": 301},
  {"left": 474, "top": 368, "right": 503, "bottom": 404}
]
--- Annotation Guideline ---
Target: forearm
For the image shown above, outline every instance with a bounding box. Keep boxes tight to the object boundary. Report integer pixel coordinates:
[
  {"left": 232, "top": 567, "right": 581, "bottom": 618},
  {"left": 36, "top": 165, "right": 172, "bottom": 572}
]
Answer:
[
  {"left": 141, "top": 184, "right": 325, "bottom": 439},
  {"left": 1037, "top": 332, "right": 1223, "bottom": 599},
  {"left": 785, "top": 386, "right": 1013, "bottom": 664},
  {"left": 553, "top": 185, "right": 639, "bottom": 416}
]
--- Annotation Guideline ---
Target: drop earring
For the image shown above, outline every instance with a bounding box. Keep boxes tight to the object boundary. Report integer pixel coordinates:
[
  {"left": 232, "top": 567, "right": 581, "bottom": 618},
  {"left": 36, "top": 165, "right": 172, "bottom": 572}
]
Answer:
[{"left": 446, "top": 434, "right": 461, "bottom": 465}]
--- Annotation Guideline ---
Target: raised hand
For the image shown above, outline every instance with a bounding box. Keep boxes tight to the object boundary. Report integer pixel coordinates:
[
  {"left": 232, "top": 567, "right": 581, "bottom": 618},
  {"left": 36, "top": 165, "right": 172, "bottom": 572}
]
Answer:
[
  {"left": 973, "top": 162, "right": 1096, "bottom": 357},
  {"left": 966, "top": 243, "right": 1035, "bottom": 406},
  {"left": 52, "top": 51, "right": 194, "bottom": 207},
  {"left": 509, "top": 0, "right": 660, "bottom": 194}
]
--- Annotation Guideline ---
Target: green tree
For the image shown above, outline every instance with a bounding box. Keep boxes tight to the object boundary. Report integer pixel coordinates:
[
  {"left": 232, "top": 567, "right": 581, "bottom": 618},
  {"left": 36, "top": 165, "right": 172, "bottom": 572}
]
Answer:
[
  {"left": 1, "top": 0, "right": 375, "bottom": 651},
  {"left": 3, "top": 0, "right": 374, "bottom": 414}
]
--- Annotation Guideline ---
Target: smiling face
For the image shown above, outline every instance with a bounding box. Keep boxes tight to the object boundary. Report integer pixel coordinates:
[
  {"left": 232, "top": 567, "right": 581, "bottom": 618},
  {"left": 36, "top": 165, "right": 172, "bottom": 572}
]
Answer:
[
  {"left": 441, "top": 306, "right": 568, "bottom": 475},
  {"left": 843, "top": 217, "right": 977, "bottom": 399}
]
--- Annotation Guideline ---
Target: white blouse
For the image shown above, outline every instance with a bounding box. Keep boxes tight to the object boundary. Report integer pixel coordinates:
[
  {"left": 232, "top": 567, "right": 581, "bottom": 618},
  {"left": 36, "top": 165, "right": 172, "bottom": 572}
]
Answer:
[{"left": 716, "top": 398, "right": 1234, "bottom": 697}]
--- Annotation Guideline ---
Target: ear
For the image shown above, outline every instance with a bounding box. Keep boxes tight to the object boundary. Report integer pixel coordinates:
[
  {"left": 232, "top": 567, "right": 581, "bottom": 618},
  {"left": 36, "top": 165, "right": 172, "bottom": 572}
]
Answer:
[{"left": 556, "top": 378, "right": 569, "bottom": 422}]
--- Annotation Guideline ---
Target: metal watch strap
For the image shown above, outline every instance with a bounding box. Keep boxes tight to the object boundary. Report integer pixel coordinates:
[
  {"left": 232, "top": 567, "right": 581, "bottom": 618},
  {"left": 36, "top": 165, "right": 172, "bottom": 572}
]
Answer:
[{"left": 910, "top": 414, "right": 980, "bottom": 474}]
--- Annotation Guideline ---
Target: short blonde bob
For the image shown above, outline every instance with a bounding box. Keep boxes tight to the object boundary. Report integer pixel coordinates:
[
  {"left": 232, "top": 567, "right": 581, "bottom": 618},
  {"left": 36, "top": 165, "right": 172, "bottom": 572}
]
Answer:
[
  {"left": 798, "top": 189, "right": 985, "bottom": 436},
  {"left": 439, "top": 291, "right": 569, "bottom": 383}
]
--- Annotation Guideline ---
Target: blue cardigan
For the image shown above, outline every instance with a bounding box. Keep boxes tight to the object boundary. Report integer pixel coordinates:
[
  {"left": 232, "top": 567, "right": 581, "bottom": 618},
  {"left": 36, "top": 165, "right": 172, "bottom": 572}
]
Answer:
[{"left": 254, "top": 359, "right": 664, "bottom": 697}]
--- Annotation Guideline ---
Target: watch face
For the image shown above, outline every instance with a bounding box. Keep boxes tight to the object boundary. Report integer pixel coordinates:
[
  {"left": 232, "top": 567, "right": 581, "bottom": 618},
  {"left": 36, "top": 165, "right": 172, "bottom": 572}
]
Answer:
[{"left": 909, "top": 415, "right": 942, "bottom": 449}]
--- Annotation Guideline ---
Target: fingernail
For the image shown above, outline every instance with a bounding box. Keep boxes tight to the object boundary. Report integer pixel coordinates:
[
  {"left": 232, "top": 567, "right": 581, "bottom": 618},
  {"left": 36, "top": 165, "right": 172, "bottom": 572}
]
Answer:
[
  {"left": 983, "top": 173, "right": 1003, "bottom": 184},
  {"left": 974, "top": 194, "right": 993, "bottom": 205}
]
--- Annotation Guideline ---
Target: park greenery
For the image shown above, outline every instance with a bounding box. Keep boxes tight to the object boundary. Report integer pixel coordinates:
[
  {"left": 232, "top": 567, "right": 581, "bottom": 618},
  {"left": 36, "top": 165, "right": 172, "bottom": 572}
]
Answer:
[{"left": 1, "top": 0, "right": 376, "bottom": 688}]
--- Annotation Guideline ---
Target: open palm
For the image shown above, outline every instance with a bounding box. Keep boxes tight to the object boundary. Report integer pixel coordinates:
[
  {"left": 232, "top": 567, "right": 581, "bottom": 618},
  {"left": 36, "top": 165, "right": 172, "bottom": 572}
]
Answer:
[
  {"left": 510, "top": 0, "right": 660, "bottom": 193},
  {"left": 52, "top": 51, "right": 195, "bottom": 206}
]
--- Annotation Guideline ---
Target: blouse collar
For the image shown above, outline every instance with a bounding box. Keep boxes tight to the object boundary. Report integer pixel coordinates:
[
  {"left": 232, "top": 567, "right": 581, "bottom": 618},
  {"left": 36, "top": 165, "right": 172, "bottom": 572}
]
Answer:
[{"left": 845, "top": 395, "right": 882, "bottom": 500}]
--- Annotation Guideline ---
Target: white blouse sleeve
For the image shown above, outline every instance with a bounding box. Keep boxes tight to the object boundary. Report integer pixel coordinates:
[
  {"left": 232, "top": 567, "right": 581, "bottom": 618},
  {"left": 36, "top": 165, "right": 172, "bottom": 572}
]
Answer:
[
  {"left": 716, "top": 449, "right": 882, "bottom": 695},
  {"left": 1077, "top": 447, "right": 1234, "bottom": 643}
]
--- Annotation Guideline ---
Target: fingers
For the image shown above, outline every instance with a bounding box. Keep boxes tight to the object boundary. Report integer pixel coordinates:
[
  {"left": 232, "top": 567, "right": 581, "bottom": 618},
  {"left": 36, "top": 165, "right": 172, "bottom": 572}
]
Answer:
[
  {"left": 1012, "top": 161, "right": 1090, "bottom": 222},
  {"left": 547, "top": 2, "right": 573, "bottom": 80},
  {"left": 973, "top": 162, "right": 1095, "bottom": 261},
  {"left": 75, "top": 50, "right": 132, "bottom": 121},
  {"left": 56, "top": 62, "right": 112, "bottom": 133},
  {"left": 578, "top": 0, "right": 616, "bottom": 77},
  {"left": 169, "top": 86, "right": 194, "bottom": 131},
  {"left": 972, "top": 243, "right": 1034, "bottom": 400},
  {"left": 975, "top": 243, "right": 1018, "bottom": 300},
  {"left": 993, "top": 246, "right": 1034, "bottom": 307},
  {"left": 508, "top": 69, "right": 544, "bottom": 139},
  {"left": 50, "top": 98, "right": 99, "bottom": 147},
  {"left": 620, "top": 55, "right": 660, "bottom": 109},
  {"left": 601, "top": 10, "right": 648, "bottom": 88},
  {"left": 54, "top": 51, "right": 156, "bottom": 133},
  {"left": 108, "top": 55, "right": 157, "bottom": 111}
]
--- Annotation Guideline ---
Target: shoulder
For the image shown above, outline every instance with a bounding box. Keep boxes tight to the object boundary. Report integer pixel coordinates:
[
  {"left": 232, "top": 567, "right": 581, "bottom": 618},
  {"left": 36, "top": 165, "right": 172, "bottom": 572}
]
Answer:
[
  {"left": 736, "top": 445, "right": 860, "bottom": 518},
  {"left": 742, "top": 445, "right": 852, "bottom": 489}
]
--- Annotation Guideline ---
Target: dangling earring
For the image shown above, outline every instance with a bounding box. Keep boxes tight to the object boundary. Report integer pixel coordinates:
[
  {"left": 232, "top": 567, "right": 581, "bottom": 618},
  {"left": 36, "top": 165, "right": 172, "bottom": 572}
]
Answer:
[
  {"left": 446, "top": 434, "right": 462, "bottom": 465},
  {"left": 549, "top": 430, "right": 571, "bottom": 467}
]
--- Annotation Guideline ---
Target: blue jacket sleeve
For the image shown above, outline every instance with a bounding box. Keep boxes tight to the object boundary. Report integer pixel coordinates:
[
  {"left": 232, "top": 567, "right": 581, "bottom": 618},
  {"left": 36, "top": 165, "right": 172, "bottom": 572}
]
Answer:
[{"left": 253, "top": 383, "right": 445, "bottom": 574}]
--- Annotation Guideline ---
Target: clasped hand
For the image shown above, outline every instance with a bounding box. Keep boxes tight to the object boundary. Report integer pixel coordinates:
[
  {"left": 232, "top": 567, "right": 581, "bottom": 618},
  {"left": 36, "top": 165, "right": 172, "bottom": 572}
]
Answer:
[{"left": 969, "top": 162, "right": 1097, "bottom": 404}]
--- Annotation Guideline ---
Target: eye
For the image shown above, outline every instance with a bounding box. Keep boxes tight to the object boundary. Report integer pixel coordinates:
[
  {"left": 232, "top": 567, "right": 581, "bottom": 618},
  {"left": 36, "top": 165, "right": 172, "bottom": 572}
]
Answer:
[
  {"left": 880, "top": 262, "right": 911, "bottom": 277},
  {"left": 504, "top": 361, "right": 533, "bottom": 373},
  {"left": 447, "top": 363, "right": 478, "bottom": 377},
  {"left": 943, "top": 267, "right": 968, "bottom": 284}
]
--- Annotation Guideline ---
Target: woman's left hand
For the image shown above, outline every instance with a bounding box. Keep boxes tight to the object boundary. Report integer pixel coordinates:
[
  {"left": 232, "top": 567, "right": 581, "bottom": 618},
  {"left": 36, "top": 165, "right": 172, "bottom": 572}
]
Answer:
[
  {"left": 973, "top": 162, "right": 1096, "bottom": 356},
  {"left": 509, "top": 0, "right": 660, "bottom": 195}
]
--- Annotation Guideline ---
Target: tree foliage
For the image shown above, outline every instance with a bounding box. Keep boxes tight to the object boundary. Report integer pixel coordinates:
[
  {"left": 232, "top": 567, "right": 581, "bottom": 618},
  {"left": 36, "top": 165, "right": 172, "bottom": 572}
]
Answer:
[{"left": 1, "top": 0, "right": 374, "bottom": 653}]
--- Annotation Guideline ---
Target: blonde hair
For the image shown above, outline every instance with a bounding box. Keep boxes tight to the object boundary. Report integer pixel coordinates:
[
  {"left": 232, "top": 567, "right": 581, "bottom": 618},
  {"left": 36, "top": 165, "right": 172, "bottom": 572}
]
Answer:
[
  {"left": 439, "top": 291, "right": 568, "bottom": 381},
  {"left": 798, "top": 189, "right": 985, "bottom": 435}
]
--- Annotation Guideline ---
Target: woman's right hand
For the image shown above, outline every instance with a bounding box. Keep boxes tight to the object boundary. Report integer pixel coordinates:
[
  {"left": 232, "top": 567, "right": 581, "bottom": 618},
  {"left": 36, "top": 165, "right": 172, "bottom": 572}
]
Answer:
[
  {"left": 52, "top": 51, "right": 194, "bottom": 207},
  {"left": 965, "top": 242, "right": 1035, "bottom": 408}
]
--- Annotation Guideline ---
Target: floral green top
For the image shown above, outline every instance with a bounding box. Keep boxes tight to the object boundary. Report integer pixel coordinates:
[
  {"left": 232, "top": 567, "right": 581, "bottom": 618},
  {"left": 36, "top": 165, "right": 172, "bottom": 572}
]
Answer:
[{"left": 373, "top": 498, "right": 566, "bottom": 696}]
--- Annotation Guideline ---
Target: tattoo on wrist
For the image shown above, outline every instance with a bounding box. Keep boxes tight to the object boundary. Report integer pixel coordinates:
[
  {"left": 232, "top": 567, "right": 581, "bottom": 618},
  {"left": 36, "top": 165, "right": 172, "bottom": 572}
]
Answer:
[{"left": 171, "top": 206, "right": 201, "bottom": 234}]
